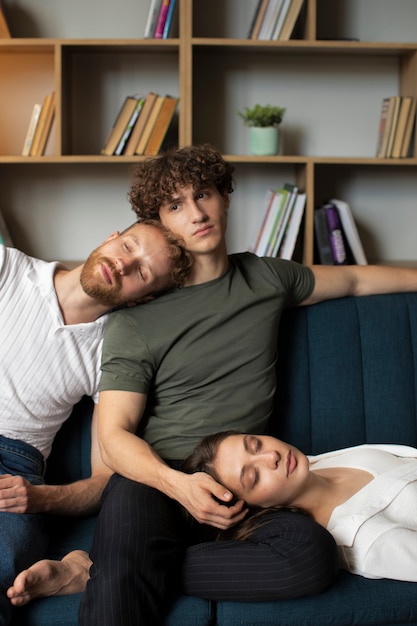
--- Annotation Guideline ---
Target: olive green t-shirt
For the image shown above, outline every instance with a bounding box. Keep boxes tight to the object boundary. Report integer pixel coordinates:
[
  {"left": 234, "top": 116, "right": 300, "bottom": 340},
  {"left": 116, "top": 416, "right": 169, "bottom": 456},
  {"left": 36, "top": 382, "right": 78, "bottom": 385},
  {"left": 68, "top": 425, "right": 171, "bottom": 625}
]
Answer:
[{"left": 100, "top": 253, "right": 314, "bottom": 460}]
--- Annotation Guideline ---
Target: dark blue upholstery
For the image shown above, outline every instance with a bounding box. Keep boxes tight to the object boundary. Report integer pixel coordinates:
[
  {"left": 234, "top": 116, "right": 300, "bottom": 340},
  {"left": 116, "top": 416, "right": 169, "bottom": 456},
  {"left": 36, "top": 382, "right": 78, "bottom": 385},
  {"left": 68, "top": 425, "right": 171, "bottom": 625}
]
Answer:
[{"left": 12, "top": 293, "right": 417, "bottom": 626}]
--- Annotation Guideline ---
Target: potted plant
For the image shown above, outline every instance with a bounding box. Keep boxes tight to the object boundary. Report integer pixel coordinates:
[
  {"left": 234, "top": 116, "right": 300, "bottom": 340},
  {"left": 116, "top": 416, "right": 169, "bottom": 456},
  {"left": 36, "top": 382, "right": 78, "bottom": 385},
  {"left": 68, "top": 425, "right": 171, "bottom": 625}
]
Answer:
[{"left": 238, "top": 103, "right": 286, "bottom": 156}]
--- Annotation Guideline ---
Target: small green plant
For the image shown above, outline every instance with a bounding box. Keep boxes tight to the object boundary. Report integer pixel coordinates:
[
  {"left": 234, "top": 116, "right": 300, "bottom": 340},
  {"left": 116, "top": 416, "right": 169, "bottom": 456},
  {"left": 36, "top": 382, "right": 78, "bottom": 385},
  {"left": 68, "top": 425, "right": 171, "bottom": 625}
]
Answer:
[{"left": 238, "top": 103, "right": 286, "bottom": 128}]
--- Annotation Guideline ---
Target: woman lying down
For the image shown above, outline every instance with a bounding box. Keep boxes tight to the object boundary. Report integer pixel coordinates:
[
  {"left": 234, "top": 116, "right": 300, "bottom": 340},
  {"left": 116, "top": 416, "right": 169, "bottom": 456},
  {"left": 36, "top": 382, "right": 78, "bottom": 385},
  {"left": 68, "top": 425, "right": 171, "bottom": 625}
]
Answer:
[
  {"left": 183, "top": 431, "right": 417, "bottom": 582},
  {"left": 8, "top": 431, "right": 416, "bottom": 607}
]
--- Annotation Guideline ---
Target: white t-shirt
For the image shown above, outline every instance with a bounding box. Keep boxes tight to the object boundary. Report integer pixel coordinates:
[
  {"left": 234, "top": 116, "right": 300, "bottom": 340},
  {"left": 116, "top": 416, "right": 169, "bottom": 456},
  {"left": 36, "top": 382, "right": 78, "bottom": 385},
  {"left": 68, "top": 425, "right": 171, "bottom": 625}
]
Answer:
[{"left": 0, "top": 245, "right": 107, "bottom": 459}]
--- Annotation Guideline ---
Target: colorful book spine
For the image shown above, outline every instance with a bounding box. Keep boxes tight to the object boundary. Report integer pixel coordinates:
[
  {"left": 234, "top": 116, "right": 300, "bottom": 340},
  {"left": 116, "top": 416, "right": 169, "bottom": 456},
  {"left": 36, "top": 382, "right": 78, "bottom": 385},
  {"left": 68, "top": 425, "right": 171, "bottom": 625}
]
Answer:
[
  {"left": 114, "top": 97, "right": 145, "bottom": 155},
  {"left": 154, "top": 0, "right": 171, "bottom": 39},
  {"left": 162, "top": 0, "right": 177, "bottom": 38},
  {"left": 323, "top": 203, "right": 348, "bottom": 265}
]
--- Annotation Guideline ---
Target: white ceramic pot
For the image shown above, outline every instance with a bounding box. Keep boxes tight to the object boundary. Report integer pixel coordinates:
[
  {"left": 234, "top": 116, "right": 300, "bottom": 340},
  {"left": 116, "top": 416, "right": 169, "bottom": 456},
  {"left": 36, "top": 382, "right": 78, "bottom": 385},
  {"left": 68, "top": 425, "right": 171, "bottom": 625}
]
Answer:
[{"left": 249, "top": 126, "right": 279, "bottom": 156}]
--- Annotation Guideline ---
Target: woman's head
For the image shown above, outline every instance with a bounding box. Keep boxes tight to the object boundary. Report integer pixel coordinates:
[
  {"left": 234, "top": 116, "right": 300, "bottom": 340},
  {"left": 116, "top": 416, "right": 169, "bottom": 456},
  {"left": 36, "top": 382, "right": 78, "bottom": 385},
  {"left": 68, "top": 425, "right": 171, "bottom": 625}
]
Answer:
[{"left": 183, "top": 431, "right": 310, "bottom": 509}]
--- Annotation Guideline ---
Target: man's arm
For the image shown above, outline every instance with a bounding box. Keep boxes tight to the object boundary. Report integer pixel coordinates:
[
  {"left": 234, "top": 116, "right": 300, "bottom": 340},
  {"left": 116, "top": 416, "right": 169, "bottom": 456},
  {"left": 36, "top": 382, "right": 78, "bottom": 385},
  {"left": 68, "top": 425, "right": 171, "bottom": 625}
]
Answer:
[
  {"left": 302, "top": 264, "right": 417, "bottom": 306},
  {"left": 0, "top": 405, "right": 112, "bottom": 516},
  {"left": 97, "top": 389, "right": 247, "bottom": 530}
]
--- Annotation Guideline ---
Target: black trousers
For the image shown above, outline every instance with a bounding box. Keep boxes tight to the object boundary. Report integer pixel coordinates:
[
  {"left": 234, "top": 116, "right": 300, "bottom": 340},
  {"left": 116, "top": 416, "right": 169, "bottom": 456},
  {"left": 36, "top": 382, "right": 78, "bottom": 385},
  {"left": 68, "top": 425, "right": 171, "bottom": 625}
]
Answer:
[{"left": 79, "top": 474, "right": 338, "bottom": 626}]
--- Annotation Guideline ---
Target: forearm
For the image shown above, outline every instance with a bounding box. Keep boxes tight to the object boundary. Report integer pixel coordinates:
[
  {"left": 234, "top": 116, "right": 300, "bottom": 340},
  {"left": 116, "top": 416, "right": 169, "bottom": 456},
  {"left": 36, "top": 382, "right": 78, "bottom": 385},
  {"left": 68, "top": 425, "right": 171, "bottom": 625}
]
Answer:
[
  {"left": 97, "top": 390, "right": 245, "bottom": 528},
  {"left": 30, "top": 473, "right": 110, "bottom": 516},
  {"left": 305, "top": 264, "right": 417, "bottom": 305},
  {"left": 100, "top": 426, "right": 181, "bottom": 498}
]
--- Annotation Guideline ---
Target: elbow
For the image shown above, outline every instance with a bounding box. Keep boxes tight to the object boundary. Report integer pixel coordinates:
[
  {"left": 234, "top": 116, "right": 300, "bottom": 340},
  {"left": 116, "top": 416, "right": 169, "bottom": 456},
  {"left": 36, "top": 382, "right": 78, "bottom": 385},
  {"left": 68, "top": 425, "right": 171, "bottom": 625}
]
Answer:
[{"left": 98, "top": 440, "right": 115, "bottom": 472}]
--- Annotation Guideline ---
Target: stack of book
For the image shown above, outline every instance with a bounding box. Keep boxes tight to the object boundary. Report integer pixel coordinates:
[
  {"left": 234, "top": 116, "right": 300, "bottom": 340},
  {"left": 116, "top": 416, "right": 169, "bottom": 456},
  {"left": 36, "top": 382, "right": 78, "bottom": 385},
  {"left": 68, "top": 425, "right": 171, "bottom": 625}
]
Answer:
[
  {"left": 375, "top": 96, "right": 416, "bottom": 158},
  {"left": 248, "top": 0, "right": 304, "bottom": 41},
  {"left": 314, "top": 199, "right": 367, "bottom": 266},
  {"left": 101, "top": 92, "right": 179, "bottom": 157},
  {"left": 249, "top": 183, "right": 306, "bottom": 260},
  {"left": 21, "top": 91, "right": 56, "bottom": 157},
  {"left": 144, "top": 0, "right": 178, "bottom": 39}
]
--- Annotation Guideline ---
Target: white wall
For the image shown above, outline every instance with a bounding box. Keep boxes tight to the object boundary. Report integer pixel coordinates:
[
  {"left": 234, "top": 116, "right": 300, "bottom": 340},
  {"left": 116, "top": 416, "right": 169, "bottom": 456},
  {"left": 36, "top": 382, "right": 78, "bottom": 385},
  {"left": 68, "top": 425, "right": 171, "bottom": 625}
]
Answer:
[{"left": 1, "top": 0, "right": 417, "bottom": 263}]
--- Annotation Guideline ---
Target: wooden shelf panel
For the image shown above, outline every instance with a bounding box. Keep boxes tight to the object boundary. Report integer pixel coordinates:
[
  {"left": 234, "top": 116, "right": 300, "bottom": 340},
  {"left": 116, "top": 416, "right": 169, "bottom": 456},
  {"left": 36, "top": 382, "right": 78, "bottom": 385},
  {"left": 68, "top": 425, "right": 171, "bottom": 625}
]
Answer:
[{"left": 191, "top": 38, "right": 417, "bottom": 56}]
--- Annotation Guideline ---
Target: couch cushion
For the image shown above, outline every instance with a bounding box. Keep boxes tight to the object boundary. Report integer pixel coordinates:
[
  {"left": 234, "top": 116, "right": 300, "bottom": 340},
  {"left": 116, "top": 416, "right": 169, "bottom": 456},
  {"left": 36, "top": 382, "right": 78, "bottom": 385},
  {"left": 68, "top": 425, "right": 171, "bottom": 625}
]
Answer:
[{"left": 215, "top": 570, "right": 417, "bottom": 625}]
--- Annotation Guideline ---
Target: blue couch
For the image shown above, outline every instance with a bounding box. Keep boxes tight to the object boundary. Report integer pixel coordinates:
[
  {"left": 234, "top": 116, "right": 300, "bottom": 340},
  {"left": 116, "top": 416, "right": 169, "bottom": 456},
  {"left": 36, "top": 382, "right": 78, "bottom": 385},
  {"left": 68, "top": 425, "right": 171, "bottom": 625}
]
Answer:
[{"left": 13, "top": 292, "right": 417, "bottom": 625}]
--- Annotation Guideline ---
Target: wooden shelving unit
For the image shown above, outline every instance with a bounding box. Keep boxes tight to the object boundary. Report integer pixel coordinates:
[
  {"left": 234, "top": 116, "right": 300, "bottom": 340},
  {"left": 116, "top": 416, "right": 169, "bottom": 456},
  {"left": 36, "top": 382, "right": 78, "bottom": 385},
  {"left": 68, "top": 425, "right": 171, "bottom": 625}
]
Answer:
[{"left": 0, "top": 0, "right": 416, "bottom": 264}]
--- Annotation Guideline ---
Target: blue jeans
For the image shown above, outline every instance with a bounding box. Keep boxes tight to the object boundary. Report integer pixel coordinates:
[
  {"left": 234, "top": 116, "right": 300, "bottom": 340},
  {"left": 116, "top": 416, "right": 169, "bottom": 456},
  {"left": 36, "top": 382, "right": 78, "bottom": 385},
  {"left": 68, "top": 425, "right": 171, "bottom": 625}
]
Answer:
[{"left": 0, "top": 436, "right": 48, "bottom": 626}]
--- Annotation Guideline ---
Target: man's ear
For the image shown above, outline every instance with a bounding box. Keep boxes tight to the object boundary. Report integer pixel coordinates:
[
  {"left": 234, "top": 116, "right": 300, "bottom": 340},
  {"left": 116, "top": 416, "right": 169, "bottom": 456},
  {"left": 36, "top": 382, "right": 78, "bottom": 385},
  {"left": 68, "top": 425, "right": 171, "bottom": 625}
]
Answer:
[{"left": 223, "top": 193, "right": 230, "bottom": 211}]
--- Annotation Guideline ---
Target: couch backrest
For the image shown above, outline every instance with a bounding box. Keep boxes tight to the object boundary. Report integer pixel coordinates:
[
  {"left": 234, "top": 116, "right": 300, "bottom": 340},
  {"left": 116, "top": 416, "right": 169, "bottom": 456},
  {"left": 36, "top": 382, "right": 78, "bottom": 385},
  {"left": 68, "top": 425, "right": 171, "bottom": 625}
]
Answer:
[
  {"left": 270, "top": 293, "right": 417, "bottom": 456},
  {"left": 46, "top": 395, "right": 93, "bottom": 483}
]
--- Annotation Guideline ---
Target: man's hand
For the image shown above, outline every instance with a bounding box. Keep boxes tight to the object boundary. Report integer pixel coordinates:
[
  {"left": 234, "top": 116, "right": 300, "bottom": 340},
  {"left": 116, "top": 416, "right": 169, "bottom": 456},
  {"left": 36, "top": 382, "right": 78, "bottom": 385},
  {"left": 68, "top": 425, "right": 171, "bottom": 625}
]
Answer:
[
  {"left": 174, "top": 471, "right": 248, "bottom": 530},
  {"left": 0, "top": 474, "right": 36, "bottom": 514}
]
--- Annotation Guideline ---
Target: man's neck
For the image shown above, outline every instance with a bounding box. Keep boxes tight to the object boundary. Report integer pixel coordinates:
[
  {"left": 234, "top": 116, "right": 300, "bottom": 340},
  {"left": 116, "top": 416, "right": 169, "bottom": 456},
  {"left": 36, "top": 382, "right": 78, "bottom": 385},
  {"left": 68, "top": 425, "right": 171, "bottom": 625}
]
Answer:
[
  {"left": 54, "top": 265, "right": 109, "bottom": 325},
  {"left": 185, "top": 249, "right": 229, "bottom": 286}
]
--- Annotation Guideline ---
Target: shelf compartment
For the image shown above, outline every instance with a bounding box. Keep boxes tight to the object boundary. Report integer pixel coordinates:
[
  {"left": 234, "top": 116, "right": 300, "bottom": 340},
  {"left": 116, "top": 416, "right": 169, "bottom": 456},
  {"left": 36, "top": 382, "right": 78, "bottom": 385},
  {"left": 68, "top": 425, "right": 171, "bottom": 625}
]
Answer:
[
  {"left": 0, "top": 43, "right": 55, "bottom": 156},
  {"left": 60, "top": 43, "right": 180, "bottom": 156}
]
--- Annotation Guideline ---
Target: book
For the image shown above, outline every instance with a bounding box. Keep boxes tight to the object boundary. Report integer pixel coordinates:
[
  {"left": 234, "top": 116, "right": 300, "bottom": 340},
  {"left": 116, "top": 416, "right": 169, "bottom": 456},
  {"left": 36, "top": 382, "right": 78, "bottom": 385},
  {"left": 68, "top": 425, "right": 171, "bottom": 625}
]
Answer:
[
  {"left": 124, "top": 92, "right": 159, "bottom": 156},
  {"left": 377, "top": 96, "right": 400, "bottom": 158},
  {"left": 400, "top": 97, "right": 417, "bottom": 158},
  {"left": 278, "top": 192, "right": 306, "bottom": 260},
  {"left": 30, "top": 92, "right": 55, "bottom": 157},
  {"left": 271, "top": 0, "right": 292, "bottom": 40},
  {"left": 247, "top": 0, "right": 264, "bottom": 38},
  {"left": 154, "top": 0, "right": 171, "bottom": 39},
  {"left": 114, "top": 96, "right": 145, "bottom": 155},
  {"left": 279, "top": 0, "right": 305, "bottom": 41},
  {"left": 162, "top": 0, "right": 178, "bottom": 38},
  {"left": 323, "top": 203, "right": 348, "bottom": 265},
  {"left": 250, "top": 0, "right": 270, "bottom": 40},
  {"left": 375, "top": 97, "right": 391, "bottom": 158},
  {"left": 249, "top": 188, "right": 276, "bottom": 253},
  {"left": 135, "top": 94, "right": 165, "bottom": 155},
  {"left": 329, "top": 198, "right": 367, "bottom": 265},
  {"left": 270, "top": 183, "right": 298, "bottom": 256},
  {"left": 34, "top": 91, "right": 56, "bottom": 156},
  {"left": 0, "top": 1, "right": 10, "bottom": 38},
  {"left": 101, "top": 96, "right": 139, "bottom": 156},
  {"left": 258, "top": 0, "right": 285, "bottom": 41},
  {"left": 21, "top": 103, "right": 42, "bottom": 156},
  {"left": 314, "top": 207, "right": 333, "bottom": 265},
  {"left": 385, "top": 95, "right": 401, "bottom": 158},
  {"left": 391, "top": 97, "right": 414, "bottom": 159},
  {"left": 265, "top": 188, "right": 290, "bottom": 255},
  {"left": 144, "top": 95, "right": 178, "bottom": 156},
  {"left": 254, "top": 190, "right": 284, "bottom": 256},
  {"left": 144, "top": 0, "right": 163, "bottom": 38}
]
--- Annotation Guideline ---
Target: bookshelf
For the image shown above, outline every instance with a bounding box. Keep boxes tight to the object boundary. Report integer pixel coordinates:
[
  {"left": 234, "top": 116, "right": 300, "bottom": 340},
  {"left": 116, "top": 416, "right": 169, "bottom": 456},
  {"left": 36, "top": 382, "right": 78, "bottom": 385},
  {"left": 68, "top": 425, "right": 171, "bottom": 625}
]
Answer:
[{"left": 0, "top": 0, "right": 416, "bottom": 265}]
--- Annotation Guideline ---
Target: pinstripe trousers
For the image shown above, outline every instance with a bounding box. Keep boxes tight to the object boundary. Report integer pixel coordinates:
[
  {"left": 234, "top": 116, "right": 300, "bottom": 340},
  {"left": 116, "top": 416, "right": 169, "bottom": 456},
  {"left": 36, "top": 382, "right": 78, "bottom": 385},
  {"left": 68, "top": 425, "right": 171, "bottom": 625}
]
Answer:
[{"left": 79, "top": 473, "right": 338, "bottom": 626}]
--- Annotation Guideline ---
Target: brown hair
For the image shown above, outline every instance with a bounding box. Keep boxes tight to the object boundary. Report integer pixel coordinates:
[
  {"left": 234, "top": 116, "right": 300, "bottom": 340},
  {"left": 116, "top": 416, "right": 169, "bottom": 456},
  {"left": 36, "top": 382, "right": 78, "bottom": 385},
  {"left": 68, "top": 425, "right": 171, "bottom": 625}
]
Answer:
[
  {"left": 182, "top": 430, "right": 308, "bottom": 542},
  {"left": 129, "top": 144, "right": 235, "bottom": 221}
]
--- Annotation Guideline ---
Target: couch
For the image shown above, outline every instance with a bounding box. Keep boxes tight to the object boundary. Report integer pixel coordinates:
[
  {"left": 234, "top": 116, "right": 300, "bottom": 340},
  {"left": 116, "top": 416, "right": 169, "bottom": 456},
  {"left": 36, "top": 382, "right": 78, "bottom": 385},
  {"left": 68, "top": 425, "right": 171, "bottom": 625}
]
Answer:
[{"left": 13, "top": 292, "right": 417, "bottom": 626}]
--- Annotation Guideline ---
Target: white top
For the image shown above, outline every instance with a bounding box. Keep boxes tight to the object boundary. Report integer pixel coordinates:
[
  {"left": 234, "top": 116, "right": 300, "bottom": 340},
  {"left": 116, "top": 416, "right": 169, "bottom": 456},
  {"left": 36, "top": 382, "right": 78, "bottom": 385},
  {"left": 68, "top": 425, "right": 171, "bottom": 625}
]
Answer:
[
  {"left": 0, "top": 245, "right": 107, "bottom": 459},
  {"left": 309, "top": 444, "right": 417, "bottom": 581}
]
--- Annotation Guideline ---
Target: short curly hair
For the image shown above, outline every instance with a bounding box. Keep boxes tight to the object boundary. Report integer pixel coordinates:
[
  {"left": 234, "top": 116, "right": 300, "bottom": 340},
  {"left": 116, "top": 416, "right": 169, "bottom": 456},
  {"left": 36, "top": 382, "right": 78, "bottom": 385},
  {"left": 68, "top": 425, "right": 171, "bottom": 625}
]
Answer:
[{"left": 129, "top": 144, "right": 235, "bottom": 221}]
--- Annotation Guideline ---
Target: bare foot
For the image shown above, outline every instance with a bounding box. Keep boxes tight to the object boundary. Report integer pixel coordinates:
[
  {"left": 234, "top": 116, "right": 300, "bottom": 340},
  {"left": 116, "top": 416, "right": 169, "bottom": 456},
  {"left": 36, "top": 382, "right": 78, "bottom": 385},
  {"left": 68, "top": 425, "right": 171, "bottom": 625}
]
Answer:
[{"left": 7, "top": 550, "right": 92, "bottom": 607}]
